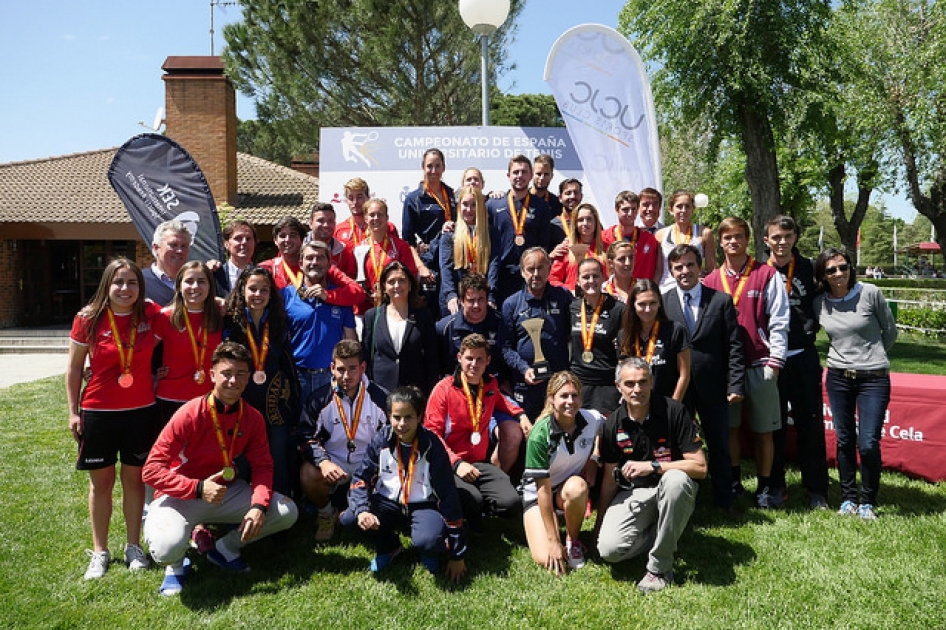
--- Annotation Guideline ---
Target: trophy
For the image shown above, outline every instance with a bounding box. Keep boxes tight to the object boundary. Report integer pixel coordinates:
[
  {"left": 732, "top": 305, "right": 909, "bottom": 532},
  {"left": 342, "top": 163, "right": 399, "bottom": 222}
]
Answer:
[
  {"left": 568, "top": 243, "right": 590, "bottom": 259},
  {"left": 521, "top": 318, "right": 550, "bottom": 380}
]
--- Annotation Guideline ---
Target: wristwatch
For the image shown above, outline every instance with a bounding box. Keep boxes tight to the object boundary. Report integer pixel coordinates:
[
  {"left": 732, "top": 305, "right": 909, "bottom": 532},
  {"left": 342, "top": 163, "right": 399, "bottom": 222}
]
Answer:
[{"left": 651, "top": 460, "right": 661, "bottom": 474}]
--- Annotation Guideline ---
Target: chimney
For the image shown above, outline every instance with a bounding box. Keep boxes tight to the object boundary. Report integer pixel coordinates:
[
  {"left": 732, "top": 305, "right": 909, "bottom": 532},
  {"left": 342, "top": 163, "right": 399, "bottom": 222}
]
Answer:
[{"left": 161, "top": 56, "right": 237, "bottom": 206}]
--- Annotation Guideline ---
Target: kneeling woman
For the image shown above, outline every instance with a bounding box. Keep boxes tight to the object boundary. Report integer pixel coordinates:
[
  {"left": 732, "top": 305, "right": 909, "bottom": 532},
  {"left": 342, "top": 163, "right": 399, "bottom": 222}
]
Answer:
[
  {"left": 343, "top": 386, "right": 468, "bottom": 582},
  {"left": 521, "top": 372, "right": 604, "bottom": 575}
]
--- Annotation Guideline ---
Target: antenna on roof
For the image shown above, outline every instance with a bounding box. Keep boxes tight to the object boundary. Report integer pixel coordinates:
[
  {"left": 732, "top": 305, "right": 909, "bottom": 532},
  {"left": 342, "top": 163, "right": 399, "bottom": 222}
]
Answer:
[
  {"left": 137, "top": 107, "right": 165, "bottom": 132},
  {"left": 210, "top": 1, "right": 238, "bottom": 56}
]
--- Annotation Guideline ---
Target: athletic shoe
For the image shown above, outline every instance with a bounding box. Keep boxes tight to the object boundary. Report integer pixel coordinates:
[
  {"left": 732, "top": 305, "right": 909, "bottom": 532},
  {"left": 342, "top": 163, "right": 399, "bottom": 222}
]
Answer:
[
  {"left": 732, "top": 481, "right": 746, "bottom": 498},
  {"left": 124, "top": 543, "right": 150, "bottom": 571},
  {"left": 638, "top": 570, "right": 673, "bottom": 594},
  {"left": 857, "top": 504, "right": 878, "bottom": 521},
  {"left": 420, "top": 554, "right": 440, "bottom": 574},
  {"left": 767, "top": 487, "right": 785, "bottom": 508},
  {"left": 370, "top": 545, "right": 403, "bottom": 572},
  {"left": 206, "top": 547, "right": 251, "bottom": 572},
  {"left": 565, "top": 539, "right": 586, "bottom": 570},
  {"left": 315, "top": 506, "right": 338, "bottom": 542},
  {"left": 756, "top": 487, "right": 777, "bottom": 509},
  {"left": 83, "top": 550, "right": 110, "bottom": 580},
  {"left": 159, "top": 559, "right": 191, "bottom": 597},
  {"left": 190, "top": 526, "right": 215, "bottom": 555},
  {"left": 838, "top": 500, "right": 858, "bottom": 516},
  {"left": 809, "top": 494, "right": 829, "bottom": 510}
]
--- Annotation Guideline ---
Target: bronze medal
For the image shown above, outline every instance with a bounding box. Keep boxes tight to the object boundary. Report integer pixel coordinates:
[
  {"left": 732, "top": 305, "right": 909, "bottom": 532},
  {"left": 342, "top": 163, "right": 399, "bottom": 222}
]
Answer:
[
  {"left": 221, "top": 466, "right": 235, "bottom": 481},
  {"left": 194, "top": 370, "right": 205, "bottom": 384},
  {"left": 253, "top": 370, "right": 267, "bottom": 385},
  {"left": 470, "top": 432, "right": 482, "bottom": 446},
  {"left": 514, "top": 235, "right": 525, "bottom": 247},
  {"left": 347, "top": 439, "right": 357, "bottom": 453},
  {"left": 118, "top": 373, "right": 134, "bottom": 388},
  {"left": 581, "top": 351, "right": 594, "bottom": 363}
]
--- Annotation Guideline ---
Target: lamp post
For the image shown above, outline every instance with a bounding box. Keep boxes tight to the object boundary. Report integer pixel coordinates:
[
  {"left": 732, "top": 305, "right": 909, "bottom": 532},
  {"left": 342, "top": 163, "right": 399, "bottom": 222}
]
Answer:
[
  {"left": 459, "top": 0, "right": 510, "bottom": 126},
  {"left": 693, "top": 192, "right": 709, "bottom": 227}
]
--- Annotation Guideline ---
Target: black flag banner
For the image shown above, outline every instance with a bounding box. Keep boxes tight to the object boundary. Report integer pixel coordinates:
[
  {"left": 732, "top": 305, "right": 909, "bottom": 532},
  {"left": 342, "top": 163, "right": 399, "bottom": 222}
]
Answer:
[{"left": 107, "top": 133, "right": 224, "bottom": 262}]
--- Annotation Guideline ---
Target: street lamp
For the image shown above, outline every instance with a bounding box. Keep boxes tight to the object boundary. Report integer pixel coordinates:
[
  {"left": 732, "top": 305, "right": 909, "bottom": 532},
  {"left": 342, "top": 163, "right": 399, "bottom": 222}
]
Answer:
[
  {"left": 694, "top": 192, "right": 709, "bottom": 226},
  {"left": 459, "top": 0, "right": 510, "bottom": 126}
]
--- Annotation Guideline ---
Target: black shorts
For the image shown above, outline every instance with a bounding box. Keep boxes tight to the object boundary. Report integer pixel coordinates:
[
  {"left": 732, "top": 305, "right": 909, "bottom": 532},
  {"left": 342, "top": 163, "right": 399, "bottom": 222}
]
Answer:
[{"left": 76, "top": 405, "right": 158, "bottom": 470}]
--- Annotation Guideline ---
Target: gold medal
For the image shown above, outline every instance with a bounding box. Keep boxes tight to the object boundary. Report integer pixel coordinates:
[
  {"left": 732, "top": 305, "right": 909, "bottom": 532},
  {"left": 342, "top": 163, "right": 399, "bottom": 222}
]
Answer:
[
  {"left": 118, "top": 373, "right": 134, "bottom": 388},
  {"left": 581, "top": 351, "right": 594, "bottom": 363},
  {"left": 221, "top": 466, "right": 235, "bottom": 481},
  {"left": 253, "top": 370, "right": 267, "bottom": 385},
  {"left": 194, "top": 370, "right": 205, "bottom": 384},
  {"left": 470, "top": 432, "right": 482, "bottom": 446}
]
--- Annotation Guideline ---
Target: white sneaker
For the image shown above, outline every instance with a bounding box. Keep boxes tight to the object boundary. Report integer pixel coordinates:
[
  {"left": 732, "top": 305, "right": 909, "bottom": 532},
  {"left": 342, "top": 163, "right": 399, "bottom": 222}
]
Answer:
[
  {"left": 315, "top": 506, "right": 338, "bottom": 542},
  {"left": 84, "top": 549, "right": 110, "bottom": 580},
  {"left": 565, "top": 539, "right": 586, "bottom": 570},
  {"left": 124, "top": 543, "right": 151, "bottom": 571}
]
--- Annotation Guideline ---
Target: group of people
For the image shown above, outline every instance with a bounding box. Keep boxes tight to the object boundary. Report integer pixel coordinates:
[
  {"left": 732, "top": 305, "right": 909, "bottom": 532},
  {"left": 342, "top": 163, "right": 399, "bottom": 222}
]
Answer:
[{"left": 67, "top": 150, "right": 898, "bottom": 596}]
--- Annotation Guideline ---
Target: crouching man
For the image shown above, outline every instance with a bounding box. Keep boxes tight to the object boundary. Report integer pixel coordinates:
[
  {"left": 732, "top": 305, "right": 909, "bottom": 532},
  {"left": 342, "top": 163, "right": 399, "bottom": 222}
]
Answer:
[
  {"left": 143, "top": 342, "right": 299, "bottom": 596},
  {"left": 594, "top": 357, "right": 707, "bottom": 594}
]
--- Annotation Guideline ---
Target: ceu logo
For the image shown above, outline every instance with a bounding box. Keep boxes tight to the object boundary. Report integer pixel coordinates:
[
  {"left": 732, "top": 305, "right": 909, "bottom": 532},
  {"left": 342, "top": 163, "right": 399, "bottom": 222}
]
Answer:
[
  {"left": 173, "top": 210, "right": 201, "bottom": 241},
  {"left": 568, "top": 81, "right": 645, "bottom": 131},
  {"left": 578, "top": 437, "right": 590, "bottom": 449},
  {"left": 340, "top": 130, "right": 379, "bottom": 168},
  {"left": 331, "top": 307, "right": 341, "bottom": 318}
]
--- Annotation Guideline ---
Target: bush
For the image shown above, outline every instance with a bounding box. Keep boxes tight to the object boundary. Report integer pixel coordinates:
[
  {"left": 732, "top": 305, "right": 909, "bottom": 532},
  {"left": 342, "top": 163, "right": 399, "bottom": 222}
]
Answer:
[
  {"left": 864, "top": 278, "right": 946, "bottom": 290},
  {"left": 897, "top": 307, "right": 946, "bottom": 334}
]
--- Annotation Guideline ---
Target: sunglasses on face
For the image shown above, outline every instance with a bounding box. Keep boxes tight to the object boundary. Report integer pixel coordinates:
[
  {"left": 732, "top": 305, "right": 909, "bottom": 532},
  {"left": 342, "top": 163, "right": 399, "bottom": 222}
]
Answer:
[{"left": 825, "top": 264, "right": 850, "bottom": 275}]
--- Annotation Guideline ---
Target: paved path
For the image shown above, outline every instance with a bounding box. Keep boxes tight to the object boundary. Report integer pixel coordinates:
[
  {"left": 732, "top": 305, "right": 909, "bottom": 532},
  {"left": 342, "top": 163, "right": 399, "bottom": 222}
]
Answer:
[{"left": 0, "top": 353, "right": 66, "bottom": 389}]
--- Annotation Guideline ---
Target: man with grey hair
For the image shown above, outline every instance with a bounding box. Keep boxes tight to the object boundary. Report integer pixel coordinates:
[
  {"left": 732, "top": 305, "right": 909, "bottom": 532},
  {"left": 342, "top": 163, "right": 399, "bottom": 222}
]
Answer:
[
  {"left": 594, "top": 357, "right": 707, "bottom": 594},
  {"left": 143, "top": 220, "right": 193, "bottom": 305}
]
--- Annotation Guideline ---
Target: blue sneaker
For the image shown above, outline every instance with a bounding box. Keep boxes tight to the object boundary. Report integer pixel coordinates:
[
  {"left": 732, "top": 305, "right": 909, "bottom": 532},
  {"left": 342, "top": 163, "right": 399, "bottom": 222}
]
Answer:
[
  {"left": 370, "top": 545, "right": 402, "bottom": 572},
  {"left": 206, "top": 548, "right": 251, "bottom": 572},
  {"left": 838, "top": 500, "right": 858, "bottom": 516},
  {"left": 159, "top": 558, "right": 191, "bottom": 596},
  {"left": 420, "top": 555, "right": 440, "bottom": 574},
  {"left": 857, "top": 504, "right": 878, "bottom": 520}
]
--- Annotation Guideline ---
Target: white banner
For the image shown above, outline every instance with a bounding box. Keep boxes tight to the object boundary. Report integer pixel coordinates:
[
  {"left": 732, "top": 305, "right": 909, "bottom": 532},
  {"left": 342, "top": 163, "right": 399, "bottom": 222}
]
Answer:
[
  {"left": 544, "top": 24, "right": 662, "bottom": 218},
  {"left": 319, "top": 126, "right": 610, "bottom": 231}
]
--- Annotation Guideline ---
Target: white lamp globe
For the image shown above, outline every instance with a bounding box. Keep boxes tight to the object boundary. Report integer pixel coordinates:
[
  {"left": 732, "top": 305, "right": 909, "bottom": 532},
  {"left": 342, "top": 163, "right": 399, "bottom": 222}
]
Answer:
[
  {"left": 694, "top": 193, "right": 709, "bottom": 208},
  {"left": 459, "top": 0, "right": 511, "bottom": 36}
]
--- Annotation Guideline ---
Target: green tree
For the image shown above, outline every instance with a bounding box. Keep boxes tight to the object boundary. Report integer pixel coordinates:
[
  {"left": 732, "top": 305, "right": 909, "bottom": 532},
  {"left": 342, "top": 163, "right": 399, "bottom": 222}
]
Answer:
[
  {"left": 223, "top": 0, "right": 523, "bottom": 156},
  {"left": 490, "top": 93, "right": 563, "bottom": 127},
  {"left": 619, "top": 0, "right": 832, "bottom": 256}
]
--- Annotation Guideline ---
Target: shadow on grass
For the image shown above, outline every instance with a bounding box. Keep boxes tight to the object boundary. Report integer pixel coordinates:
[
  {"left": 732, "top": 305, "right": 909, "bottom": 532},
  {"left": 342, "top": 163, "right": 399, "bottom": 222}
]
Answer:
[{"left": 874, "top": 481, "right": 946, "bottom": 516}]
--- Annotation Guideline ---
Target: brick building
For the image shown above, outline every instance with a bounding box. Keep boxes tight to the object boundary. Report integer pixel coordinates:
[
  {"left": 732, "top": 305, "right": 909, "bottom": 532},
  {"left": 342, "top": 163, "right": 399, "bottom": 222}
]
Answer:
[{"left": 0, "top": 57, "right": 319, "bottom": 328}]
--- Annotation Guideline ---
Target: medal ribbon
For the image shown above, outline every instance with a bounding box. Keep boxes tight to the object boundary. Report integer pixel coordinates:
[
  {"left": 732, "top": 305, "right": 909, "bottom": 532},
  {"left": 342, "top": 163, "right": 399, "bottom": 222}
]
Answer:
[
  {"left": 106, "top": 308, "right": 137, "bottom": 377},
  {"left": 615, "top": 226, "right": 639, "bottom": 250},
  {"left": 245, "top": 320, "right": 270, "bottom": 374},
  {"left": 560, "top": 211, "right": 572, "bottom": 241},
  {"left": 348, "top": 217, "right": 364, "bottom": 243},
  {"left": 507, "top": 191, "right": 530, "bottom": 238},
  {"left": 719, "top": 256, "right": 755, "bottom": 308},
  {"left": 768, "top": 255, "right": 796, "bottom": 294},
  {"left": 333, "top": 383, "right": 366, "bottom": 444},
  {"left": 369, "top": 234, "right": 390, "bottom": 284},
  {"left": 460, "top": 374, "right": 485, "bottom": 438},
  {"left": 424, "top": 182, "right": 451, "bottom": 223},
  {"left": 208, "top": 394, "right": 243, "bottom": 474},
  {"left": 396, "top": 437, "right": 419, "bottom": 505},
  {"left": 183, "top": 310, "right": 208, "bottom": 378},
  {"left": 673, "top": 222, "right": 695, "bottom": 246},
  {"left": 634, "top": 320, "right": 662, "bottom": 363},
  {"left": 465, "top": 230, "right": 478, "bottom": 271},
  {"left": 281, "top": 258, "right": 303, "bottom": 289},
  {"left": 580, "top": 296, "right": 605, "bottom": 354}
]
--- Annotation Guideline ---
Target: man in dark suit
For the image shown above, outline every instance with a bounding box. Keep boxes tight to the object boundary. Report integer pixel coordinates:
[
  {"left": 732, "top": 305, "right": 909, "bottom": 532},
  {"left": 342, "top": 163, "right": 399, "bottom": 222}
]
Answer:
[{"left": 662, "top": 244, "right": 744, "bottom": 510}]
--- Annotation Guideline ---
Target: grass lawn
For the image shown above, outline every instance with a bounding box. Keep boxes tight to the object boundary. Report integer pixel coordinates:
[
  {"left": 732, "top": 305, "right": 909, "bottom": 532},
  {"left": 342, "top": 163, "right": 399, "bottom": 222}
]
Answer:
[{"left": 3, "top": 342, "right": 946, "bottom": 628}]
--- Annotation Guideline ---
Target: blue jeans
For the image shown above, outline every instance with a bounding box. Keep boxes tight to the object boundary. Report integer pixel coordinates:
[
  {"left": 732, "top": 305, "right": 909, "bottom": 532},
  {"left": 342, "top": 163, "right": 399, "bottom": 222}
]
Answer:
[
  {"left": 297, "top": 368, "right": 332, "bottom": 408},
  {"left": 825, "top": 369, "right": 891, "bottom": 506}
]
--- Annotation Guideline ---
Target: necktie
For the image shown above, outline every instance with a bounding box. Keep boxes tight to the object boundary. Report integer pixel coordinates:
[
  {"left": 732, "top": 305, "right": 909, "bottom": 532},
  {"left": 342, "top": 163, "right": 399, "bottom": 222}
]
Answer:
[{"left": 684, "top": 291, "right": 696, "bottom": 336}]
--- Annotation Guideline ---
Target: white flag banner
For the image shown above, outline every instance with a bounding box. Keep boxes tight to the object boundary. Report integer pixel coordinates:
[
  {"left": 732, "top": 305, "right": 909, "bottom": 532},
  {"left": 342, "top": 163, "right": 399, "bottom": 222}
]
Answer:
[{"left": 544, "top": 24, "right": 662, "bottom": 226}]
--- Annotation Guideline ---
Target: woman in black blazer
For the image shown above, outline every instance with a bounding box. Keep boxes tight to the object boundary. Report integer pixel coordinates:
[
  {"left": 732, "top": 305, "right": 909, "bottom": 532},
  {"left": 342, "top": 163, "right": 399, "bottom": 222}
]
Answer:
[{"left": 362, "top": 261, "right": 440, "bottom": 395}]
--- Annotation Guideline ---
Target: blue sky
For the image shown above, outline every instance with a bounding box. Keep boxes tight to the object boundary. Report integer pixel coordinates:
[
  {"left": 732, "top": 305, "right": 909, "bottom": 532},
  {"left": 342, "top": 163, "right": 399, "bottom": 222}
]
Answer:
[{"left": 0, "top": 0, "right": 915, "bottom": 220}]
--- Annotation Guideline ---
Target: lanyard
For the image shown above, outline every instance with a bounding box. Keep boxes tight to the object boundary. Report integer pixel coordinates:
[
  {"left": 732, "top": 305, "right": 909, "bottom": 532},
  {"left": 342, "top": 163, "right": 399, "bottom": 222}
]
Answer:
[
  {"left": 634, "top": 320, "right": 662, "bottom": 363},
  {"left": 369, "top": 234, "right": 390, "bottom": 283},
  {"left": 281, "top": 258, "right": 303, "bottom": 289},
  {"left": 768, "top": 256, "right": 796, "bottom": 295},
  {"left": 580, "top": 296, "right": 605, "bottom": 353},
  {"left": 208, "top": 394, "right": 243, "bottom": 474},
  {"left": 106, "top": 308, "right": 137, "bottom": 379},
  {"left": 460, "top": 374, "right": 485, "bottom": 437},
  {"left": 507, "top": 191, "right": 530, "bottom": 237},
  {"left": 464, "top": 229, "right": 478, "bottom": 270},
  {"left": 183, "top": 310, "right": 209, "bottom": 383},
  {"left": 673, "top": 223, "right": 695, "bottom": 245},
  {"left": 560, "top": 211, "right": 572, "bottom": 241},
  {"left": 396, "top": 437, "right": 419, "bottom": 505},
  {"left": 245, "top": 320, "right": 270, "bottom": 373},
  {"left": 333, "top": 383, "right": 366, "bottom": 446},
  {"left": 348, "top": 217, "right": 365, "bottom": 243},
  {"left": 720, "top": 257, "right": 755, "bottom": 308},
  {"left": 424, "top": 182, "right": 451, "bottom": 223}
]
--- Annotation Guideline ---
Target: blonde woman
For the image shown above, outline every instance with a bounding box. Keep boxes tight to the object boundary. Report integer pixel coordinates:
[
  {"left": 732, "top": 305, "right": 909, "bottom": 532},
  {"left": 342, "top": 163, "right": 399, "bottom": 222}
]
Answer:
[
  {"left": 520, "top": 371, "right": 604, "bottom": 575},
  {"left": 440, "top": 186, "right": 501, "bottom": 313}
]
